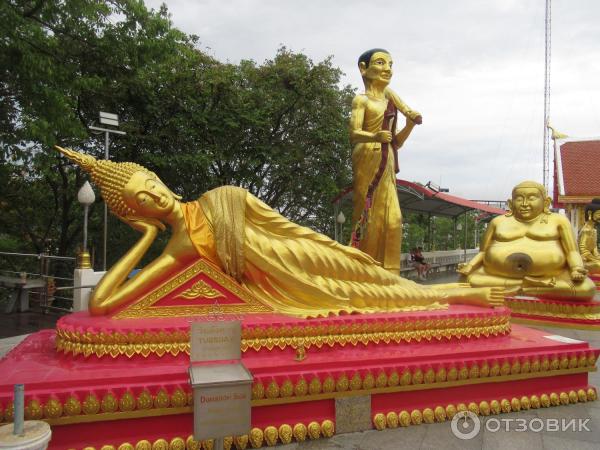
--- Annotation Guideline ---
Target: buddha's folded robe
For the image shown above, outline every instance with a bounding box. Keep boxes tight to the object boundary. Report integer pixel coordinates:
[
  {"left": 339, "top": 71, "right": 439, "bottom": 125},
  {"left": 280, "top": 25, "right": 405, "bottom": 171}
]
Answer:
[{"left": 183, "top": 186, "right": 446, "bottom": 318}]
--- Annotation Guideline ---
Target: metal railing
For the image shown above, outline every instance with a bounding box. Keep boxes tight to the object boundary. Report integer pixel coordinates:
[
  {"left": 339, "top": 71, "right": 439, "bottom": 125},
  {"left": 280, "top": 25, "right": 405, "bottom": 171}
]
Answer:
[{"left": 0, "top": 252, "right": 76, "bottom": 313}]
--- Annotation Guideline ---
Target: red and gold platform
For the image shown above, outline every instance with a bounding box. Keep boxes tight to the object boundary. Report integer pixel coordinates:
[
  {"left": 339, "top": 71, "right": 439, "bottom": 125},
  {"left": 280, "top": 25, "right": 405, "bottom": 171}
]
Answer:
[
  {"left": 0, "top": 304, "right": 598, "bottom": 450},
  {"left": 590, "top": 274, "right": 600, "bottom": 288},
  {"left": 506, "top": 295, "right": 600, "bottom": 330}
]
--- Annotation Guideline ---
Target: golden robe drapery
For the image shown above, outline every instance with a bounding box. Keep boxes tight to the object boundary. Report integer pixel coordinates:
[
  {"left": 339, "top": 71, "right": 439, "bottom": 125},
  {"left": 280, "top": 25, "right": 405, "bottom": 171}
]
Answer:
[
  {"left": 183, "top": 187, "right": 445, "bottom": 318},
  {"left": 351, "top": 95, "right": 402, "bottom": 271}
]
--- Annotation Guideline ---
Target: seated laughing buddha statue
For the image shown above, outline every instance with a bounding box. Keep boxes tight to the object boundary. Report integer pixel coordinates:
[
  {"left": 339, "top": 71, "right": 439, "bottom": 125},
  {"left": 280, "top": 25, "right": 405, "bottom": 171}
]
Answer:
[
  {"left": 458, "top": 181, "right": 596, "bottom": 301},
  {"left": 55, "top": 146, "right": 504, "bottom": 317}
]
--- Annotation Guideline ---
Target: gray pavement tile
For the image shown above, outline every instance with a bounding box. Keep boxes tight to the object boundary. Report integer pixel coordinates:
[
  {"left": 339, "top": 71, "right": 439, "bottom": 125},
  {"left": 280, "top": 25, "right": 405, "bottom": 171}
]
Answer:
[
  {"left": 356, "top": 426, "right": 427, "bottom": 450},
  {"left": 537, "top": 403, "right": 600, "bottom": 444},
  {"left": 542, "top": 434, "right": 600, "bottom": 450},
  {"left": 419, "top": 421, "right": 483, "bottom": 450},
  {"left": 482, "top": 425, "right": 543, "bottom": 450}
]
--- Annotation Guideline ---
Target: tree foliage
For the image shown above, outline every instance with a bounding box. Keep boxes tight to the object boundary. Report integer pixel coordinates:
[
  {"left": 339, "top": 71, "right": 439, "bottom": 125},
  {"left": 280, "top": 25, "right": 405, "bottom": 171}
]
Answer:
[{"left": 0, "top": 0, "right": 354, "bottom": 267}]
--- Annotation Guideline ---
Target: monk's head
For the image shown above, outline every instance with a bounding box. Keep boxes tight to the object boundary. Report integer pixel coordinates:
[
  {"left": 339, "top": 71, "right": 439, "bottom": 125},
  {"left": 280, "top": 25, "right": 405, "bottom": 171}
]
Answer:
[
  {"left": 508, "top": 181, "right": 551, "bottom": 221},
  {"left": 585, "top": 198, "right": 600, "bottom": 222},
  {"left": 358, "top": 48, "right": 393, "bottom": 86}
]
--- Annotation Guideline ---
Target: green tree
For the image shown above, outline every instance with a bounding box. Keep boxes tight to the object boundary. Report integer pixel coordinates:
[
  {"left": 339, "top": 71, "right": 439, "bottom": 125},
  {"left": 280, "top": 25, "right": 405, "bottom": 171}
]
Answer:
[{"left": 0, "top": 1, "right": 354, "bottom": 269}]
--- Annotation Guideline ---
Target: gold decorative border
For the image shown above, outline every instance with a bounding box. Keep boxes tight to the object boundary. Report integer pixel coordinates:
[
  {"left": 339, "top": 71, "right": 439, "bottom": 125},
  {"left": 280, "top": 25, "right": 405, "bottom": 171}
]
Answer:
[
  {"left": 114, "top": 259, "right": 271, "bottom": 319},
  {"left": 64, "top": 420, "right": 335, "bottom": 450},
  {"left": 2, "top": 351, "right": 595, "bottom": 426},
  {"left": 506, "top": 297, "right": 600, "bottom": 320},
  {"left": 250, "top": 353, "right": 598, "bottom": 406},
  {"left": 55, "top": 314, "right": 511, "bottom": 358},
  {"left": 1, "top": 387, "right": 193, "bottom": 426},
  {"left": 511, "top": 317, "right": 600, "bottom": 331},
  {"left": 29, "top": 389, "right": 600, "bottom": 449},
  {"left": 372, "top": 388, "right": 597, "bottom": 429}
]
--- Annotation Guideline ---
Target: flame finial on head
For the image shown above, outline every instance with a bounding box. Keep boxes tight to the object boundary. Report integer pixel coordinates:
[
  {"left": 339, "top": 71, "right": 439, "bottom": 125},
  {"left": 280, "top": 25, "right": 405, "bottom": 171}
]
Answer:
[{"left": 54, "top": 146, "right": 154, "bottom": 218}]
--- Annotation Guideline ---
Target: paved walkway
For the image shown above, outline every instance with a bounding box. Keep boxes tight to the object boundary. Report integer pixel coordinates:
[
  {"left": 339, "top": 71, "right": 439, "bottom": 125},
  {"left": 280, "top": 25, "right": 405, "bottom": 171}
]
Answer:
[{"left": 0, "top": 274, "right": 598, "bottom": 450}]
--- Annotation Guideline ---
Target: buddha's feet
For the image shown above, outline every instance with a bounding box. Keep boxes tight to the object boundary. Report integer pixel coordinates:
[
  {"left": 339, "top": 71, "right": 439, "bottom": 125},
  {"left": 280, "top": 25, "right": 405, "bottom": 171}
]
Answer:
[{"left": 523, "top": 276, "right": 556, "bottom": 288}]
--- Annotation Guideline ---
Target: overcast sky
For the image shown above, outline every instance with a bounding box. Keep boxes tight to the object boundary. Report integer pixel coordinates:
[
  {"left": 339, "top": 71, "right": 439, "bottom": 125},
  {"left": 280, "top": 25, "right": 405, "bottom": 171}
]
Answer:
[{"left": 145, "top": 0, "right": 600, "bottom": 201}]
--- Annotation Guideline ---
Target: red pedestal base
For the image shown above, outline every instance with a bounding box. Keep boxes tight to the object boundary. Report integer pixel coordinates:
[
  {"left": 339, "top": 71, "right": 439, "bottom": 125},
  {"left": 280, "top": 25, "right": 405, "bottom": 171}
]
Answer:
[{"left": 0, "top": 306, "right": 598, "bottom": 449}]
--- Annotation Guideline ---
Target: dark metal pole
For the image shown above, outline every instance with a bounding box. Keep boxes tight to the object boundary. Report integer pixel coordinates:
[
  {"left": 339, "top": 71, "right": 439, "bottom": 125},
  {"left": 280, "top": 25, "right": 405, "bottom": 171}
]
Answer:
[
  {"left": 453, "top": 217, "right": 457, "bottom": 249},
  {"left": 463, "top": 212, "right": 468, "bottom": 262},
  {"left": 103, "top": 131, "right": 110, "bottom": 271}
]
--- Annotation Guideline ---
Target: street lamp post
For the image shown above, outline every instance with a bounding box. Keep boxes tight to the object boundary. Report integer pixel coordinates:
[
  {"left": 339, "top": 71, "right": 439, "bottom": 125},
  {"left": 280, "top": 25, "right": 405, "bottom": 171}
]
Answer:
[
  {"left": 89, "top": 112, "right": 126, "bottom": 271},
  {"left": 77, "top": 181, "right": 95, "bottom": 269},
  {"left": 336, "top": 211, "right": 346, "bottom": 243}
]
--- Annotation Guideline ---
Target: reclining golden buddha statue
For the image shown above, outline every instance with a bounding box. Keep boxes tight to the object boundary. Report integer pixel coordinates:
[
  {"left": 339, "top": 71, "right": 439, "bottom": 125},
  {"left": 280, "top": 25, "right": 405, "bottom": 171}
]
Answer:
[
  {"left": 55, "top": 146, "right": 504, "bottom": 317},
  {"left": 458, "top": 181, "right": 596, "bottom": 301}
]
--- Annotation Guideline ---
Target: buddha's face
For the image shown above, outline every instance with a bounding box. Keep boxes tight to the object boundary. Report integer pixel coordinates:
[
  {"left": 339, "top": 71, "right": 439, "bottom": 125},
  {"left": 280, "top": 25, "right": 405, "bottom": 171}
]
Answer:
[
  {"left": 123, "top": 171, "right": 176, "bottom": 218},
  {"left": 510, "top": 187, "right": 546, "bottom": 221},
  {"left": 360, "top": 52, "right": 393, "bottom": 85},
  {"left": 592, "top": 210, "right": 600, "bottom": 222}
]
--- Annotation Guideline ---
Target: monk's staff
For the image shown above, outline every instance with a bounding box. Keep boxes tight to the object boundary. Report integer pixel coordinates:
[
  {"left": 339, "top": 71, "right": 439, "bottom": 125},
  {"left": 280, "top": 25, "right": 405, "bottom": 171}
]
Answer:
[{"left": 351, "top": 100, "right": 398, "bottom": 248}]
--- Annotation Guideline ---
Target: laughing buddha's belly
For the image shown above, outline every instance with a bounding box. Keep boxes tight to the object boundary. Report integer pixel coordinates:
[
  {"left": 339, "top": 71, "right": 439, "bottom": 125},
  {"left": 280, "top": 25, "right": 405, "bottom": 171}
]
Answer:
[{"left": 483, "top": 237, "right": 566, "bottom": 278}]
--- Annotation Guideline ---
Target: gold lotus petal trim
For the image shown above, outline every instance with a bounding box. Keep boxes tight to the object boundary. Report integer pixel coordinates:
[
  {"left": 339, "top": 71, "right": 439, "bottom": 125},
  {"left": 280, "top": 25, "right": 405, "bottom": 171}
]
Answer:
[
  {"left": 505, "top": 297, "right": 600, "bottom": 320},
  {"left": 75, "top": 421, "right": 335, "bottom": 450},
  {"left": 56, "top": 315, "right": 511, "bottom": 358},
  {"left": 1, "top": 359, "right": 595, "bottom": 425},
  {"left": 374, "top": 389, "right": 597, "bottom": 431},
  {"left": 249, "top": 363, "right": 597, "bottom": 406}
]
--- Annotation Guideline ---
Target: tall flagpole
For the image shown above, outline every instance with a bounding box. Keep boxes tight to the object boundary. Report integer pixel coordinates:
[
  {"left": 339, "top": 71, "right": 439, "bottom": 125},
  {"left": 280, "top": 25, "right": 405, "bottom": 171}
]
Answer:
[{"left": 543, "top": 0, "right": 552, "bottom": 190}]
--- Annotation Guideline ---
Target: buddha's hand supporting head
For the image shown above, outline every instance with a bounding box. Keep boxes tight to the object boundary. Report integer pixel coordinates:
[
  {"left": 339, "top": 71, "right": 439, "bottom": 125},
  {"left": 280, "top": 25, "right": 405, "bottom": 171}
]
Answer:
[
  {"left": 121, "top": 215, "right": 166, "bottom": 234},
  {"left": 508, "top": 181, "right": 551, "bottom": 222}
]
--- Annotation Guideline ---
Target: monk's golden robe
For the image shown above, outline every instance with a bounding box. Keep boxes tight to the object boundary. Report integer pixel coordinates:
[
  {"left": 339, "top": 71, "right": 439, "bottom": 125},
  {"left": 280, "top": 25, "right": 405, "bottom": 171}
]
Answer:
[
  {"left": 351, "top": 95, "right": 402, "bottom": 271},
  {"left": 579, "top": 222, "right": 600, "bottom": 273},
  {"left": 182, "top": 187, "right": 444, "bottom": 317}
]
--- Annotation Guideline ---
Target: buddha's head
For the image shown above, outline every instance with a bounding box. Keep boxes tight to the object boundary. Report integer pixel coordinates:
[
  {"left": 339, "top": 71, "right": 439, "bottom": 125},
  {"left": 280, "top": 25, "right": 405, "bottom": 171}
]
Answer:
[
  {"left": 585, "top": 198, "right": 600, "bottom": 222},
  {"left": 508, "top": 181, "right": 551, "bottom": 222},
  {"left": 358, "top": 48, "right": 393, "bottom": 86},
  {"left": 54, "top": 146, "right": 180, "bottom": 220}
]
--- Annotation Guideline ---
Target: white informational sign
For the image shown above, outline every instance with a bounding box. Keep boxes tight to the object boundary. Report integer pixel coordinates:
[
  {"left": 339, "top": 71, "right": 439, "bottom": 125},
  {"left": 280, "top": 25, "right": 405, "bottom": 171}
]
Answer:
[
  {"left": 190, "top": 321, "right": 242, "bottom": 362},
  {"left": 188, "top": 320, "right": 252, "bottom": 441},
  {"left": 189, "top": 363, "right": 252, "bottom": 440}
]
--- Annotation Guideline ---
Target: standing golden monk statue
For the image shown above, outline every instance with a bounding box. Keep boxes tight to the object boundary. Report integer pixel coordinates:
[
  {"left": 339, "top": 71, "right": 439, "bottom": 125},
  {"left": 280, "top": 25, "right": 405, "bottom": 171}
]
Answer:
[
  {"left": 458, "top": 181, "right": 596, "bottom": 300},
  {"left": 349, "top": 48, "right": 422, "bottom": 272},
  {"left": 579, "top": 198, "right": 600, "bottom": 274},
  {"left": 55, "top": 146, "right": 503, "bottom": 317}
]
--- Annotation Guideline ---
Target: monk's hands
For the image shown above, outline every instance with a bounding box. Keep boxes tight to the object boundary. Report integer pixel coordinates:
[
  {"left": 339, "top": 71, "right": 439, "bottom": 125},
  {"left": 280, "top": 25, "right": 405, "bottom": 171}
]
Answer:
[
  {"left": 570, "top": 266, "right": 588, "bottom": 282},
  {"left": 123, "top": 215, "right": 166, "bottom": 234},
  {"left": 374, "top": 130, "right": 392, "bottom": 143}
]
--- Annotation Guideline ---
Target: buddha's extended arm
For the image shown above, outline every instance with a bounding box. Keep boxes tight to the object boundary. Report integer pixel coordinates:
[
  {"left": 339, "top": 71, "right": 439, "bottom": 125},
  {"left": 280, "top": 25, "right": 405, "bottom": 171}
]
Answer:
[
  {"left": 558, "top": 217, "right": 587, "bottom": 277},
  {"left": 385, "top": 87, "right": 421, "bottom": 122},
  {"left": 459, "top": 222, "right": 495, "bottom": 275}
]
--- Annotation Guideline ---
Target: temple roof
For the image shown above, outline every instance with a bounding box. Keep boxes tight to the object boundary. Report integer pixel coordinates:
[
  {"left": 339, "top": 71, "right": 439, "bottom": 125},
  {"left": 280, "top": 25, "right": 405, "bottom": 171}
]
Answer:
[
  {"left": 333, "top": 179, "right": 506, "bottom": 218},
  {"left": 554, "top": 137, "right": 600, "bottom": 205}
]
